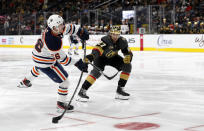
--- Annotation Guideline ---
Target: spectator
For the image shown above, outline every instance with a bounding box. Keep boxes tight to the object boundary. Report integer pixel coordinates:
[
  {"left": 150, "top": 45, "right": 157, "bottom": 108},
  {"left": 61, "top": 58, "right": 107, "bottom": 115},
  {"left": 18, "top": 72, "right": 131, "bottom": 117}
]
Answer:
[
  {"left": 0, "top": 0, "right": 203, "bottom": 34},
  {"left": 121, "top": 19, "right": 129, "bottom": 34}
]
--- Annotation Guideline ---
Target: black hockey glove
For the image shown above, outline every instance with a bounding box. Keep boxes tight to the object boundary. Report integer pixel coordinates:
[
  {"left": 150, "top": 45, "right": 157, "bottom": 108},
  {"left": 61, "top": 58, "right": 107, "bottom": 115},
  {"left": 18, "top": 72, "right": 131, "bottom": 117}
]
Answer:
[
  {"left": 83, "top": 54, "right": 94, "bottom": 63},
  {"left": 77, "top": 27, "right": 89, "bottom": 41},
  {"left": 74, "top": 59, "right": 88, "bottom": 73}
]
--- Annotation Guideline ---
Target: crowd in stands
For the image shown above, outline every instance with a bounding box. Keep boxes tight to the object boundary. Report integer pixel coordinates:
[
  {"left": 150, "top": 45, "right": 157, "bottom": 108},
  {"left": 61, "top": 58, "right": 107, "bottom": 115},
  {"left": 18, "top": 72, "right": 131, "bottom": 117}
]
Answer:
[
  {"left": 0, "top": 0, "right": 203, "bottom": 35},
  {"left": 157, "top": 0, "right": 204, "bottom": 34}
]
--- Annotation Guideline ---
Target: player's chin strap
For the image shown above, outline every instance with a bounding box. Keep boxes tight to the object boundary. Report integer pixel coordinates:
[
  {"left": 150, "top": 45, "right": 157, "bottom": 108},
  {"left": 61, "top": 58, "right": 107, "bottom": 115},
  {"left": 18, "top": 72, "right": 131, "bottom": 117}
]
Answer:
[
  {"left": 88, "top": 62, "right": 119, "bottom": 80},
  {"left": 52, "top": 40, "right": 86, "bottom": 124}
]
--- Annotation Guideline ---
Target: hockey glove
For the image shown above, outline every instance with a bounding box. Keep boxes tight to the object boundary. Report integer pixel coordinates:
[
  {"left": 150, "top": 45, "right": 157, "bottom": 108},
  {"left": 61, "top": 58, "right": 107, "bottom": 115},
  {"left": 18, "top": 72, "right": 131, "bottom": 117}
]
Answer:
[
  {"left": 123, "top": 55, "right": 131, "bottom": 64},
  {"left": 74, "top": 59, "right": 88, "bottom": 73},
  {"left": 77, "top": 27, "right": 89, "bottom": 41},
  {"left": 83, "top": 54, "right": 94, "bottom": 63}
]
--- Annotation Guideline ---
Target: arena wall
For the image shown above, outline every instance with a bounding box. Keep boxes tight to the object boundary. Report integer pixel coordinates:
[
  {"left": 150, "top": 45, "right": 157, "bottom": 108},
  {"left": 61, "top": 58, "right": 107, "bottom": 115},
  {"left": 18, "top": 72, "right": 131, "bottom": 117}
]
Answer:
[{"left": 0, "top": 34, "right": 203, "bottom": 52}]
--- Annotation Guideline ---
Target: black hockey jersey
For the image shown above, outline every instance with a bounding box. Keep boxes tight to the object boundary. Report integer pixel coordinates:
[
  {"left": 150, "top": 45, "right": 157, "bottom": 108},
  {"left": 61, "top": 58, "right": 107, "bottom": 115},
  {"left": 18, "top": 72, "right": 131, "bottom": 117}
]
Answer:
[{"left": 91, "top": 35, "right": 132, "bottom": 59}]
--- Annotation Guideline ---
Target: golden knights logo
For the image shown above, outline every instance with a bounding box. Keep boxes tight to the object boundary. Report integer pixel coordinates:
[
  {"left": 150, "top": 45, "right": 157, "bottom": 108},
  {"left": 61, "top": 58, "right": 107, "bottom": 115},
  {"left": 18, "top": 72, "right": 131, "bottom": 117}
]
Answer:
[
  {"left": 106, "top": 50, "right": 117, "bottom": 58},
  {"left": 109, "top": 46, "right": 114, "bottom": 49}
]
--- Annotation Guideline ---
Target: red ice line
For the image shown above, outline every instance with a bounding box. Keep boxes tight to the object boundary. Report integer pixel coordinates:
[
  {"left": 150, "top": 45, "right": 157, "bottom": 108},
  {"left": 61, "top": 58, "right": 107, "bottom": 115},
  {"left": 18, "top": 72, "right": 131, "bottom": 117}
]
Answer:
[
  {"left": 40, "top": 113, "right": 95, "bottom": 130},
  {"left": 184, "top": 125, "right": 204, "bottom": 131},
  {"left": 41, "top": 122, "right": 94, "bottom": 130},
  {"left": 75, "top": 110, "right": 161, "bottom": 119},
  {"left": 79, "top": 111, "right": 204, "bottom": 131},
  {"left": 41, "top": 111, "right": 160, "bottom": 130}
]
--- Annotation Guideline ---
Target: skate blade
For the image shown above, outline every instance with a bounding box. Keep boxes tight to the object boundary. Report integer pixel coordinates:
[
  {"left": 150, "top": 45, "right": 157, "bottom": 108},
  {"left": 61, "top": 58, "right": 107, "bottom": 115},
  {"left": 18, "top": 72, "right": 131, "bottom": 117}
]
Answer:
[
  {"left": 17, "top": 83, "right": 28, "bottom": 88},
  {"left": 76, "top": 97, "right": 89, "bottom": 102},
  {"left": 56, "top": 108, "right": 74, "bottom": 113},
  {"left": 115, "top": 94, "right": 129, "bottom": 100}
]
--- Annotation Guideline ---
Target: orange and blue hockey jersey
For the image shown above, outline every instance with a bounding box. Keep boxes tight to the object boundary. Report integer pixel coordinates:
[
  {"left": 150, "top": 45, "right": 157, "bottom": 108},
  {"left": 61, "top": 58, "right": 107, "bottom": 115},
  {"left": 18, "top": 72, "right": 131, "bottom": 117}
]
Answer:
[{"left": 32, "top": 24, "right": 80, "bottom": 68}]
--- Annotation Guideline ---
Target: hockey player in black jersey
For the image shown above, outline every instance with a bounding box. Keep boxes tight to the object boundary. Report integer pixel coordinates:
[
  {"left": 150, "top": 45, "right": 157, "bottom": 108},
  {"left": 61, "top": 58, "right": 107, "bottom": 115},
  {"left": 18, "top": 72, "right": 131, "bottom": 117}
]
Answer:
[
  {"left": 17, "top": 14, "right": 89, "bottom": 112},
  {"left": 77, "top": 25, "right": 133, "bottom": 101}
]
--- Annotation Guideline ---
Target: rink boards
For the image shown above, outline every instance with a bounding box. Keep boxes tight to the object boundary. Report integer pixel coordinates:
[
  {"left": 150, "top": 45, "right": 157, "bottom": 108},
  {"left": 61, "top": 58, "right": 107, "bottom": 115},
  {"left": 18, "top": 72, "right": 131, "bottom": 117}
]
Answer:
[{"left": 0, "top": 34, "right": 204, "bottom": 52}]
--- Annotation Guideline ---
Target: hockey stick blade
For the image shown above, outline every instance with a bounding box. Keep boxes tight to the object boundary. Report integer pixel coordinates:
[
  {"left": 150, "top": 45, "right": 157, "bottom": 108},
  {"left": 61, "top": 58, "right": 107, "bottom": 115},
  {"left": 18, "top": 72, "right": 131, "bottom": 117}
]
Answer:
[
  {"left": 88, "top": 62, "right": 119, "bottom": 80},
  {"left": 52, "top": 115, "right": 62, "bottom": 123}
]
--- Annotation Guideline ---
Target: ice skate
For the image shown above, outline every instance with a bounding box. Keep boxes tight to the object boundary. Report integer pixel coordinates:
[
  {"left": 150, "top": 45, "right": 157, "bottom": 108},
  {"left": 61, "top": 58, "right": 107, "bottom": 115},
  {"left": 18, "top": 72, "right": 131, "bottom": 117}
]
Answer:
[
  {"left": 115, "top": 86, "right": 130, "bottom": 100},
  {"left": 68, "top": 51, "right": 72, "bottom": 55},
  {"left": 57, "top": 101, "right": 74, "bottom": 113},
  {"left": 76, "top": 88, "right": 89, "bottom": 102},
  {"left": 17, "top": 78, "right": 32, "bottom": 88},
  {"left": 74, "top": 51, "right": 79, "bottom": 55}
]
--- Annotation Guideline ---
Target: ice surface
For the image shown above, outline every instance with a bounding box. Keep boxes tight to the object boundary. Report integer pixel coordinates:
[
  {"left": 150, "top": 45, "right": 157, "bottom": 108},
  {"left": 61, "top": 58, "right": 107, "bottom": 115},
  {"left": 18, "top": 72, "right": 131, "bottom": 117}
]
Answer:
[{"left": 0, "top": 48, "right": 204, "bottom": 131}]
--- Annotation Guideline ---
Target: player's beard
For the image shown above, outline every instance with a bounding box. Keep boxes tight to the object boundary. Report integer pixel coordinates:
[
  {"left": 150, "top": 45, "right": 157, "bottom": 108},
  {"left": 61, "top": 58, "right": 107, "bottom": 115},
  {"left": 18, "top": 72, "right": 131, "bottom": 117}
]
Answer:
[{"left": 111, "top": 34, "right": 119, "bottom": 43}]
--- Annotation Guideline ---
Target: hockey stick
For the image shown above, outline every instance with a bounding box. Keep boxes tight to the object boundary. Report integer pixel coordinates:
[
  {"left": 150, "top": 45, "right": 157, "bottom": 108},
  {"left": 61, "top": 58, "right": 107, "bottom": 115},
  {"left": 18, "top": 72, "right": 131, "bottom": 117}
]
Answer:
[
  {"left": 88, "top": 62, "right": 119, "bottom": 80},
  {"left": 52, "top": 41, "right": 86, "bottom": 123}
]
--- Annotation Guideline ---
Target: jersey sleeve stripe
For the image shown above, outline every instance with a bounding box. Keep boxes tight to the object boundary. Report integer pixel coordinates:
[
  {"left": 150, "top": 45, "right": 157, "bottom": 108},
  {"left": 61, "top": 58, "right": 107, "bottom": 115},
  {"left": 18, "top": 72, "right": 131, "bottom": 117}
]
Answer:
[
  {"left": 93, "top": 46, "right": 103, "bottom": 56},
  {"left": 72, "top": 25, "right": 75, "bottom": 34},
  {"left": 68, "top": 24, "right": 73, "bottom": 34},
  {"left": 33, "top": 60, "right": 53, "bottom": 65},
  {"left": 64, "top": 57, "right": 71, "bottom": 66},
  {"left": 60, "top": 56, "right": 69, "bottom": 65},
  {"left": 32, "top": 55, "right": 55, "bottom": 62},
  {"left": 32, "top": 52, "right": 54, "bottom": 60}
]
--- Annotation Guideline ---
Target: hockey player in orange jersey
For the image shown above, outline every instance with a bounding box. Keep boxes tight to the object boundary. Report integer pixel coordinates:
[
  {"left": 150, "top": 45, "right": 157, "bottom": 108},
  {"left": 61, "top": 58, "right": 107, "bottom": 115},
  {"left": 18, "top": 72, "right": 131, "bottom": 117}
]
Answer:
[{"left": 18, "top": 14, "right": 89, "bottom": 112}]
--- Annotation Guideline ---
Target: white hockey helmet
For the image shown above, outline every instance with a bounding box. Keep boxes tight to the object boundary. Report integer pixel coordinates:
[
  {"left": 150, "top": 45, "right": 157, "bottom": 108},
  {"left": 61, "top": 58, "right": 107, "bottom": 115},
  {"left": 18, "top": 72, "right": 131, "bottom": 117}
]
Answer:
[{"left": 47, "top": 14, "right": 64, "bottom": 30}]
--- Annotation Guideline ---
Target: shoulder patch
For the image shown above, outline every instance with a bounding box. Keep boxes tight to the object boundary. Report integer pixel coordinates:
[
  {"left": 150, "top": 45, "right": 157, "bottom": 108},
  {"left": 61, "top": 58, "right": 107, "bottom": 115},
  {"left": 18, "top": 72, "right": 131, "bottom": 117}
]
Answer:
[{"left": 122, "top": 37, "right": 126, "bottom": 41}]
